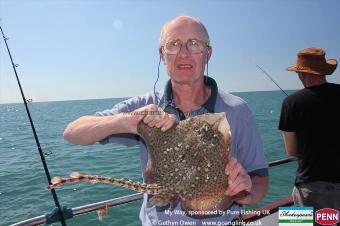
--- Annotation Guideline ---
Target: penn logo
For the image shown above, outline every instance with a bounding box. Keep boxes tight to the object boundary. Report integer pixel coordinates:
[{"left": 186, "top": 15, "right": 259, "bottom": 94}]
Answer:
[{"left": 315, "top": 208, "right": 339, "bottom": 225}]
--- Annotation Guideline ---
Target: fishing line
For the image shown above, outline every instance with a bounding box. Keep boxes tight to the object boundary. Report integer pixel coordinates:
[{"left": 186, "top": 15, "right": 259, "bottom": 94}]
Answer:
[
  {"left": 153, "top": 56, "right": 162, "bottom": 104},
  {"left": 0, "top": 24, "right": 68, "bottom": 225},
  {"left": 205, "top": 52, "right": 209, "bottom": 84},
  {"left": 246, "top": 55, "right": 288, "bottom": 97}
]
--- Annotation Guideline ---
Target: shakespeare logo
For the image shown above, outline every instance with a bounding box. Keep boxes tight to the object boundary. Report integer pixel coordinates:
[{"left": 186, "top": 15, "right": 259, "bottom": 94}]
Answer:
[
  {"left": 279, "top": 207, "right": 313, "bottom": 226},
  {"left": 315, "top": 208, "right": 339, "bottom": 226}
]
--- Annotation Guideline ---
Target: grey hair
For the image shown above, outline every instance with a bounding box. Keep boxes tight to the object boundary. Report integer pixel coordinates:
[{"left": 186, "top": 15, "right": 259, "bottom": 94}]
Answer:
[{"left": 159, "top": 15, "right": 210, "bottom": 48}]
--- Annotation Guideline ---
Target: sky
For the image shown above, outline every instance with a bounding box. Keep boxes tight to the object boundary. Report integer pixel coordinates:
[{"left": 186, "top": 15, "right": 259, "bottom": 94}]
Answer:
[{"left": 0, "top": 0, "right": 339, "bottom": 103}]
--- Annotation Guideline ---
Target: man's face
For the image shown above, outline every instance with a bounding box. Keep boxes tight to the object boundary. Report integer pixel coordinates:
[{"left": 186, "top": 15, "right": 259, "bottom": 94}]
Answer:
[{"left": 160, "top": 19, "right": 211, "bottom": 85}]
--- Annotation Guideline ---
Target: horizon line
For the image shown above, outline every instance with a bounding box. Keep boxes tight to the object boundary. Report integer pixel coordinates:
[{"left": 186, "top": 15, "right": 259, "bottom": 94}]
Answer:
[{"left": 0, "top": 88, "right": 296, "bottom": 105}]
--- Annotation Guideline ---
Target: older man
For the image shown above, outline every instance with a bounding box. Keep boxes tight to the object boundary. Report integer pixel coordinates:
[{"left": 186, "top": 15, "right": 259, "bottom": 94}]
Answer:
[
  {"left": 64, "top": 15, "right": 268, "bottom": 225},
  {"left": 279, "top": 47, "right": 340, "bottom": 210}
]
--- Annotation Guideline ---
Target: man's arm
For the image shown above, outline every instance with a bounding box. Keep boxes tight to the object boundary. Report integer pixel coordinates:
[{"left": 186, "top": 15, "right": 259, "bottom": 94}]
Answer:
[
  {"left": 63, "top": 104, "right": 176, "bottom": 146},
  {"left": 63, "top": 113, "right": 139, "bottom": 145},
  {"left": 282, "top": 131, "right": 298, "bottom": 157}
]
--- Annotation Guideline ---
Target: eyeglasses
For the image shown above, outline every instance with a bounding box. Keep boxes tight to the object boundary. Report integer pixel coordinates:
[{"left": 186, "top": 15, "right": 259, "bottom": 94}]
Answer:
[{"left": 162, "top": 39, "right": 210, "bottom": 55}]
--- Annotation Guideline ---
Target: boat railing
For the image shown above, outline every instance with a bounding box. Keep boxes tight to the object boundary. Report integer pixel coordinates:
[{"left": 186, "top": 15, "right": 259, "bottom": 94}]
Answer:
[{"left": 10, "top": 156, "right": 296, "bottom": 226}]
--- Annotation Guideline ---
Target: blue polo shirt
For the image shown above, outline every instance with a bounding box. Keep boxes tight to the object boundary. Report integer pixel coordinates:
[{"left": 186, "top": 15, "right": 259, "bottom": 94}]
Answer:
[{"left": 95, "top": 77, "right": 268, "bottom": 226}]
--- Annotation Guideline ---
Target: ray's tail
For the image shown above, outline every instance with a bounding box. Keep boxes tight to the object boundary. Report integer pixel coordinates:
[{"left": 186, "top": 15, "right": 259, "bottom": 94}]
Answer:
[{"left": 47, "top": 172, "right": 162, "bottom": 195}]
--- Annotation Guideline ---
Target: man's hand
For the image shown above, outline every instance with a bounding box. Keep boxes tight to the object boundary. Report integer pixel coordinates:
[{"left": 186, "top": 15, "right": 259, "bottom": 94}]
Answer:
[
  {"left": 128, "top": 104, "right": 177, "bottom": 134},
  {"left": 225, "top": 155, "right": 252, "bottom": 197},
  {"left": 225, "top": 155, "right": 269, "bottom": 205}
]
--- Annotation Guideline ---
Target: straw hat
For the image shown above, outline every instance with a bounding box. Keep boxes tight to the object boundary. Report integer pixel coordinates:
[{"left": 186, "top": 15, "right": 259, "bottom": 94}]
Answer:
[{"left": 287, "top": 47, "right": 337, "bottom": 75}]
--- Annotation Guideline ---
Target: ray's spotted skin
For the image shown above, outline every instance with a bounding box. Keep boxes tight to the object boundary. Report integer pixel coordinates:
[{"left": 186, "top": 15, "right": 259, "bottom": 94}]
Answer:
[
  {"left": 48, "top": 113, "right": 234, "bottom": 214},
  {"left": 139, "top": 112, "right": 232, "bottom": 212}
]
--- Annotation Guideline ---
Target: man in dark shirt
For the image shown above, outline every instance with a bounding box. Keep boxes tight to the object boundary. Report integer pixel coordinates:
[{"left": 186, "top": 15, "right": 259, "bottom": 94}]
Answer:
[{"left": 279, "top": 47, "right": 340, "bottom": 210}]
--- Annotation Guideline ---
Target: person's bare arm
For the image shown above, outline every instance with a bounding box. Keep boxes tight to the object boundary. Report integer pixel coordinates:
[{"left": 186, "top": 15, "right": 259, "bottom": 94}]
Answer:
[
  {"left": 63, "top": 113, "right": 136, "bottom": 145},
  {"left": 63, "top": 104, "right": 176, "bottom": 145},
  {"left": 282, "top": 131, "right": 298, "bottom": 157}
]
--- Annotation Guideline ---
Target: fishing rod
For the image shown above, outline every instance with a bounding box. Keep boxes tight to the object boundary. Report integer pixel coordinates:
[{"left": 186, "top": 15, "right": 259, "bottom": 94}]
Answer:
[
  {"left": 246, "top": 55, "right": 289, "bottom": 97},
  {"left": 0, "top": 24, "right": 68, "bottom": 225}
]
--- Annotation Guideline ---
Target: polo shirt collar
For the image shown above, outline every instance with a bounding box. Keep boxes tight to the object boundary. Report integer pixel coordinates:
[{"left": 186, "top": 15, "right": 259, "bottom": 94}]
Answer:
[{"left": 161, "top": 76, "right": 218, "bottom": 113}]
